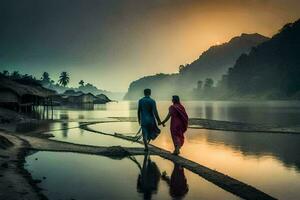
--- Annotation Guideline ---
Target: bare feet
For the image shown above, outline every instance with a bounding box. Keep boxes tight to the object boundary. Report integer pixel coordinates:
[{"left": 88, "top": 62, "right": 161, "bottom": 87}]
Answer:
[
  {"left": 172, "top": 149, "right": 180, "bottom": 155},
  {"left": 173, "top": 146, "right": 180, "bottom": 155}
]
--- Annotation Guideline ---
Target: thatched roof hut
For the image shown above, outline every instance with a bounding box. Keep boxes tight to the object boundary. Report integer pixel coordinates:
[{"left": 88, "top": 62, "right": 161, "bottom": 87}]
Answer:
[
  {"left": 67, "top": 93, "right": 95, "bottom": 104},
  {"left": 0, "top": 77, "right": 55, "bottom": 98},
  {"left": 94, "top": 93, "right": 111, "bottom": 104},
  {"left": 0, "top": 77, "right": 56, "bottom": 107}
]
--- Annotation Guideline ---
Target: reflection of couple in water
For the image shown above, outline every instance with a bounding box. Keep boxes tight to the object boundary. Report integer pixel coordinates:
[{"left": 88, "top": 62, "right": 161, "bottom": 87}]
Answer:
[
  {"left": 138, "top": 88, "right": 189, "bottom": 155},
  {"left": 133, "top": 154, "right": 189, "bottom": 200}
]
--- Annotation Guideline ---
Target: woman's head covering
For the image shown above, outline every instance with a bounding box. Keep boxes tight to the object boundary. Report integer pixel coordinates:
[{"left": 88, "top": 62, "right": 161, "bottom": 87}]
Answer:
[{"left": 172, "top": 95, "right": 180, "bottom": 104}]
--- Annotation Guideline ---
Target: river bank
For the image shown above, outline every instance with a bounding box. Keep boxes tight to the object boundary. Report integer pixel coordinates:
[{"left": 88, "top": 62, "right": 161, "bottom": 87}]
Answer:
[
  {"left": 0, "top": 129, "right": 277, "bottom": 200},
  {"left": 0, "top": 104, "right": 300, "bottom": 199},
  {"left": 0, "top": 131, "right": 41, "bottom": 200},
  {"left": 0, "top": 107, "right": 280, "bottom": 200}
]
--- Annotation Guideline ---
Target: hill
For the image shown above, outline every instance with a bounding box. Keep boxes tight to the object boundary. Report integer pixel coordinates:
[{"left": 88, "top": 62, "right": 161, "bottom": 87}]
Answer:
[
  {"left": 125, "top": 33, "right": 268, "bottom": 100},
  {"left": 226, "top": 19, "right": 300, "bottom": 99}
]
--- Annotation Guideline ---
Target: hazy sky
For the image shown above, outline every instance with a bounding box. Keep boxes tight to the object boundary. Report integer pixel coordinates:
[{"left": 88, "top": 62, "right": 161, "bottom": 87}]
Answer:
[{"left": 0, "top": 0, "right": 299, "bottom": 91}]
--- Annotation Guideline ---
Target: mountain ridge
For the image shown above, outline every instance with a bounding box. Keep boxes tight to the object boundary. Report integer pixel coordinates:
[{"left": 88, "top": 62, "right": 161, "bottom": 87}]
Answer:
[
  {"left": 226, "top": 19, "right": 300, "bottom": 99},
  {"left": 125, "top": 33, "right": 269, "bottom": 100}
]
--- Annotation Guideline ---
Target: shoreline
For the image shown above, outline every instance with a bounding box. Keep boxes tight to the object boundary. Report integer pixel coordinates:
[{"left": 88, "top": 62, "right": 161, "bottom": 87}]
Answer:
[
  {"left": 1, "top": 123, "right": 278, "bottom": 200},
  {"left": 188, "top": 118, "right": 300, "bottom": 134},
  {"left": 0, "top": 109, "right": 287, "bottom": 200},
  {"left": 0, "top": 131, "right": 41, "bottom": 200}
]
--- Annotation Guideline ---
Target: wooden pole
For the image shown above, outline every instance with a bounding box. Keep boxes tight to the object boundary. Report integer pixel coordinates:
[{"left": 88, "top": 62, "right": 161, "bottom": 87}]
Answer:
[
  {"left": 51, "top": 97, "right": 54, "bottom": 120},
  {"left": 46, "top": 98, "right": 49, "bottom": 119},
  {"left": 43, "top": 99, "right": 45, "bottom": 119}
]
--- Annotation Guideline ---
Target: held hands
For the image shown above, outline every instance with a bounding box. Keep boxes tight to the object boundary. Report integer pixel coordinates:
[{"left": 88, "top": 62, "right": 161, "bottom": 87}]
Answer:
[{"left": 158, "top": 121, "right": 166, "bottom": 127}]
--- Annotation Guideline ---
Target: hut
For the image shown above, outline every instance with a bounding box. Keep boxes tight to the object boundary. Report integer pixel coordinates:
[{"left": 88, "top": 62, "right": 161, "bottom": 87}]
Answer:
[
  {"left": 94, "top": 94, "right": 111, "bottom": 104},
  {"left": 0, "top": 88, "right": 19, "bottom": 107},
  {"left": 63, "top": 89, "right": 84, "bottom": 96},
  {"left": 0, "top": 77, "right": 56, "bottom": 112},
  {"left": 66, "top": 93, "right": 95, "bottom": 104},
  {"left": 53, "top": 92, "right": 110, "bottom": 105}
]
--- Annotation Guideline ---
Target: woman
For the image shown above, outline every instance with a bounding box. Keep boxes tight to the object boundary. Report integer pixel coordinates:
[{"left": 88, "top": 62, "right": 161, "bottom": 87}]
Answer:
[
  {"left": 161, "top": 163, "right": 189, "bottom": 199},
  {"left": 160, "top": 95, "right": 188, "bottom": 155}
]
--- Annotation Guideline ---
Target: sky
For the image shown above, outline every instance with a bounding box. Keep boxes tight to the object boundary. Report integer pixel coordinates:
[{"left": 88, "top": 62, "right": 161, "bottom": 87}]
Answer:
[{"left": 0, "top": 0, "right": 299, "bottom": 92}]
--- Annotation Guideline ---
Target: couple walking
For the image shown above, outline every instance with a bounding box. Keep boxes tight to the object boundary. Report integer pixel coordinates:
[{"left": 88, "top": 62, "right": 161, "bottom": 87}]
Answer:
[{"left": 137, "top": 89, "right": 189, "bottom": 155}]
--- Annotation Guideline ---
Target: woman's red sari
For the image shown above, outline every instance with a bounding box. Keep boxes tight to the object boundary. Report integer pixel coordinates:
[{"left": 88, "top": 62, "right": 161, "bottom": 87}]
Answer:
[{"left": 169, "top": 103, "right": 189, "bottom": 147}]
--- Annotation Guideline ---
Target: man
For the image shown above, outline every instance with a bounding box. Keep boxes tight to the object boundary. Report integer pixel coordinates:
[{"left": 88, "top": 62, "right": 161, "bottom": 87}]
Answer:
[{"left": 138, "top": 89, "right": 161, "bottom": 151}]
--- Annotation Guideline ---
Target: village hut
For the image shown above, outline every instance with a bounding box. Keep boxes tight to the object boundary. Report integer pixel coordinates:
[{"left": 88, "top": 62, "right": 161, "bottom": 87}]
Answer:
[
  {"left": 0, "top": 77, "right": 56, "bottom": 112},
  {"left": 94, "top": 94, "right": 111, "bottom": 104},
  {"left": 66, "top": 93, "right": 96, "bottom": 104},
  {"left": 53, "top": 91, "right": 111, "bottom": 105},
  {"left": 63, "top": 89, "right": 84, "bottom": 96}
]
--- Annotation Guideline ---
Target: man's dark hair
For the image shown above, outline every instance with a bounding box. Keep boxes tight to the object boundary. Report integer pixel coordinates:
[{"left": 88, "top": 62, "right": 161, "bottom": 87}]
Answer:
[
  {"left": 172, "top": 95, "right": 180, "bottom": 103},
  {"left": 144, "top": 88, "right": 151, "bottom": 96}
]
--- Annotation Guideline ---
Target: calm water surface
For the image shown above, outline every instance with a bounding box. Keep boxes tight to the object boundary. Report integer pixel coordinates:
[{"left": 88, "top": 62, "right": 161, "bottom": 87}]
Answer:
[
  {"left": 35, "top": 101, "right": 300, "bottom": 199},
  {"left": 50, "top": 101, "right": 300, "bottom": 125},
  {"left": 25, "top": 151, "right": 240, "bottom": 200}
]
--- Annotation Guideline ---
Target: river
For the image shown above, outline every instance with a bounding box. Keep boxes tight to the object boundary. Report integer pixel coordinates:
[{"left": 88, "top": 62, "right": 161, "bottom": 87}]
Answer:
[{"left": 24, "top": 101, "right": 300, "bottom": 200}]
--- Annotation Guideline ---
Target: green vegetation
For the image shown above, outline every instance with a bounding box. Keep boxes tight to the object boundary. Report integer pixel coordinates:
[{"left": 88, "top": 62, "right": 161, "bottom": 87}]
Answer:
[
  {"left": 225, "top": 19, "right": 300, "bottom": 99},
  {"left": 125, "top": 33, "right": 269, "bottom": 100},
  {"left": 0, "top": 70, "right": 108, "bottom": 96},
  {"left": 79, "top": 80, "right": 85, "bottom": 87}
]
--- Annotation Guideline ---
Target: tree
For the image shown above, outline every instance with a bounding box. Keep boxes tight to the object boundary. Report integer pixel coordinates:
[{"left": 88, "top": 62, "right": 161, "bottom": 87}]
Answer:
[
  {"left": 79, "top": 80, "right": 85, "bottom": 87},
  {"left": 2, "top": 70, "right": 9, "bottom": 77},
  {"left": 179, "top": 65, "right": 185, "bottom": 73},
  {"left": 11, "top": 71, "right": 21, "bottom": 79},
  {"left": 204, "top": 78, "right": 214, "bottom": 89},
  {"left": 197, "top": 80, "right": 203, "bottom": 90},
  {"left": 41, "top": 72, "right": 50, "bottom": 84},
  {"left": 58, "top": 72, "right": 70, "bottom": 87}
]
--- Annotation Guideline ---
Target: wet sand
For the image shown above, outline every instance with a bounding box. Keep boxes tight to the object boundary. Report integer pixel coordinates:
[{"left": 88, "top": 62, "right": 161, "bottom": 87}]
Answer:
[{"left": 0, "top": 132, "right": 41, "bottom": 200}]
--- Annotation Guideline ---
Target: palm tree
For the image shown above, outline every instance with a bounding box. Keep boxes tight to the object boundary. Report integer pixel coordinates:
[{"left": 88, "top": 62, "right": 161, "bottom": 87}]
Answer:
[
  {"left": 79, "top": 80, "right": 85, "bottom": 87},
  {"left": 58, "top": 72, "right": 70, "bottom": 87}
]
